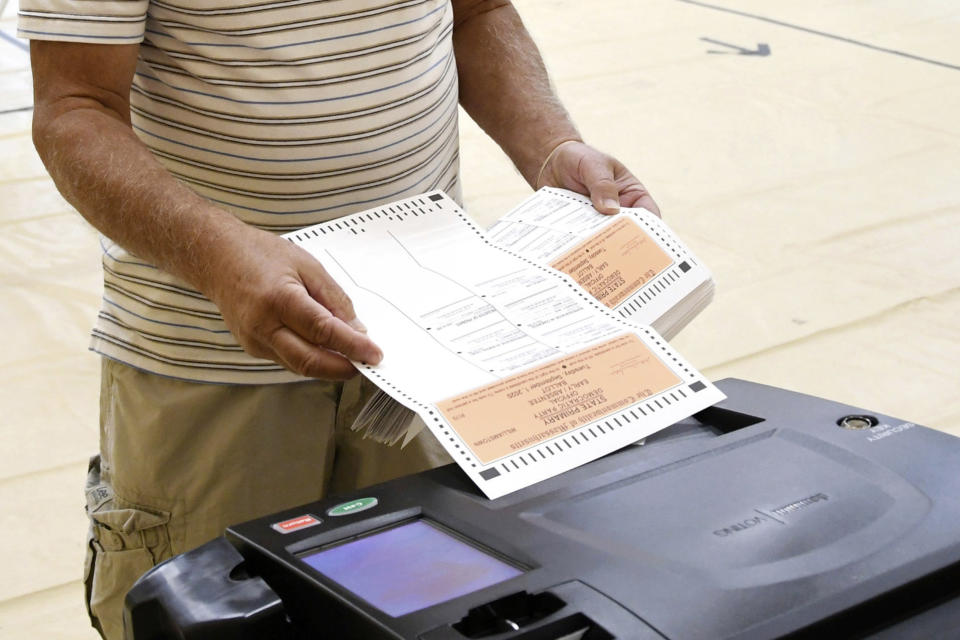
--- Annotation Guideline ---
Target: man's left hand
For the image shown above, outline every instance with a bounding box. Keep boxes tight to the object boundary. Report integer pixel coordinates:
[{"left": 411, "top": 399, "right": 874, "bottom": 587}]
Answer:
[{"left": 539, "top": 141, "right": 661, "bottom": 217}]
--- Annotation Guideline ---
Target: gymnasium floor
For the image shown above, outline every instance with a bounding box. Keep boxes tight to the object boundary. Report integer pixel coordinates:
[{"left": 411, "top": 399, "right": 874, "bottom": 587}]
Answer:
[{"left": 1, "top": 1, "right": 958, "bottom": 638}]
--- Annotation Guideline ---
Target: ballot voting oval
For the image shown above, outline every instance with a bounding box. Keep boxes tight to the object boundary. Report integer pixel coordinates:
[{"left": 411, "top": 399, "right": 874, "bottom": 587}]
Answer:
[{"left": 124, "top": 379, "right": 960, "bottom": 639}]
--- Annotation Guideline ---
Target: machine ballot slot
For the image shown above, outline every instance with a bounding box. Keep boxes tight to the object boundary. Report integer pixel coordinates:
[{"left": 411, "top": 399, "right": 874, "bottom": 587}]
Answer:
[
  {"left": 452, "top": 591, "right": 566, "bottom": 637},
  {"left": 523, "top": 614, "right": 613, "bottom": 640},
  {"left": 485, "top": 613, "right": 612, "bottom": 640},
  {"left": 296, "top": 518, "right": 528, "bottom": 618},
  {"left": 692, "top": 405, "right": 765, "bottom": 434},
  {"left": 448, "top": 591, "right": 615, "bottom": 639},
  {"left": 422, "top": 582, "right": 650, "bottom": 640}
]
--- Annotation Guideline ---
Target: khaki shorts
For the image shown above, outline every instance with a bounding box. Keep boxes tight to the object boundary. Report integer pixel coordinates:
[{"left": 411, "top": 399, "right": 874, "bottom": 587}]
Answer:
[{"left": 84, "top": 358, "right": 450, "bottom": 640}]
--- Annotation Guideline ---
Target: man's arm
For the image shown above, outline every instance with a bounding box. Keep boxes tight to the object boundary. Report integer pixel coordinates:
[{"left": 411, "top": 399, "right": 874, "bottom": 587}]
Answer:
[
  {"left": 30, "top": 41, "right": 381, "bottom": 378},
  {"left": 451, "top": 0, "right": 659, "bottom": 215}
]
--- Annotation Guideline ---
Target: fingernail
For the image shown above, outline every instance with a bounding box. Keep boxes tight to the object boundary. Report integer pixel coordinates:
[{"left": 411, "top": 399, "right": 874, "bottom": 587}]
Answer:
[
  {"left": 370, "top": 347, "right": 384, "bottom": 365},
  {"left": 349, "top": 318, "right": 368, "bottom": 333},
  {"left": 603, "top": 198, "right": 620, "bottom": 212}
]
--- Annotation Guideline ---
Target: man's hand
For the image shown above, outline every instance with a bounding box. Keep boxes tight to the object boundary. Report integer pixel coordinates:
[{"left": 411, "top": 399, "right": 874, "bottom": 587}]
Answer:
[
  {"left": 538, "top": 141, "right": 661, "bottom": 217},
  {"left": 451, "top": 3, "right": 660, "bottom": 218},
  {"left": 31, "top": 40, "right": 380, "bottom": 380},
  {"left": 202, "top": 225, "right": 382, "bottom": 380}
]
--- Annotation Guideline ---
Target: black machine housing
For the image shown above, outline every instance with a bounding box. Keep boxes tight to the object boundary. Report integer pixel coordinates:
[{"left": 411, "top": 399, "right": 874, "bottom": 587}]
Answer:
[{"left": 125, "top": 379, "right": 960, "bottom": 639}]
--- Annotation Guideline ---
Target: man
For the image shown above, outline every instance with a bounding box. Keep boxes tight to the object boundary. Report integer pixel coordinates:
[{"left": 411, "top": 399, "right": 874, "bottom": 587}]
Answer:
[{"left": 20, "top": 1, "right": 659, "bottom": 637}]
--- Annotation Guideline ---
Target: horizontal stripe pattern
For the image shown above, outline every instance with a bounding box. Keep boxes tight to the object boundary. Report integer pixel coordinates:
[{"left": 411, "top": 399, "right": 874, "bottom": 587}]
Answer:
[{"left": 20, "top": 0, "right": 461, "bottom": 383}]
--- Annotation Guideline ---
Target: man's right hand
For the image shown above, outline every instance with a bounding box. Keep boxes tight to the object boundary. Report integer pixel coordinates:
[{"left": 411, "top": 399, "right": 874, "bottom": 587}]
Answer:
[
  {"left": 31, "top": 40, "right": 380, "bottom": 380},
  {"left": 203, "top": 224, "right": 383, "bottom": 380}
]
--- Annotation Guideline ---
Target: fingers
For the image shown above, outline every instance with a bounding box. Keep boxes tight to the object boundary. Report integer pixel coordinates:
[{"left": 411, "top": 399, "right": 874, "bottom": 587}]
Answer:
[
  {"left": 209, "top": 228, "right": 384, "bottom": 380},
  {"left": 550, "top": 143, "right": 657, "bottom": 217},
  {"left": 275, "top": 283, "right": 383, "bottom": 366},
  {"left": 267, "top": 326, "right": 359, "bottom": 380},
  {"left": 620, "top": 186, "right": 661, "bottom": 218}
]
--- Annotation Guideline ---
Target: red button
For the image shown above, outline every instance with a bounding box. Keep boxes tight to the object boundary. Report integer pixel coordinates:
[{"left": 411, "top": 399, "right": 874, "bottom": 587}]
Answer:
[{"left": 271, "top": 514, "right": 321, "bottom": 534}]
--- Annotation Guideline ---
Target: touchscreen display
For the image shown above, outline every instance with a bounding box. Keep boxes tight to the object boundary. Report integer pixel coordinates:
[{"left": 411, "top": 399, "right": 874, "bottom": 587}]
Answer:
[{"left": 299, "top": 520, "right": 523, "bottom": 617}]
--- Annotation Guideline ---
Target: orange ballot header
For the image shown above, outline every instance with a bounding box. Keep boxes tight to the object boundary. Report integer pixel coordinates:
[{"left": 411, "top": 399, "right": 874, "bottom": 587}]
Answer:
[
  {"left": 437, "top": 333, "right": 681, "bottom": 464},
  {"left": 550, "top": 217, "right": 672, "bottom": 308}
]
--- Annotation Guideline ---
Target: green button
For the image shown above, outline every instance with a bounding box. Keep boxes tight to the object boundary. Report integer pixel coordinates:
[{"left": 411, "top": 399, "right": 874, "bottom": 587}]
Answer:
[{"left": 327, "top": 497, "right": 378, "bottom": 517}]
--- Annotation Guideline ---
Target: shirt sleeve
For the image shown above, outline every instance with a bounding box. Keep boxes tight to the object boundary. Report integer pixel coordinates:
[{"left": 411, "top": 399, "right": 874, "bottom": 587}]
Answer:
[{"left": 18, "top": 0, "right": 149, "bottom": 44}]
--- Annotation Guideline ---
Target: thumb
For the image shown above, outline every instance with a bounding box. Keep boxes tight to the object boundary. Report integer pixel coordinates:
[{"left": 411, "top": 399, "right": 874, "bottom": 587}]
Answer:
[{"left": 579, "top": 155, "right": 622, "bottom": 214}]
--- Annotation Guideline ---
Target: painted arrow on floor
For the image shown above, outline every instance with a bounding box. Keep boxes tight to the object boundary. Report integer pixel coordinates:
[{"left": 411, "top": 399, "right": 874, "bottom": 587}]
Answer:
[{"left": 701, "top": 38, "right": 771, "bottom": 56}]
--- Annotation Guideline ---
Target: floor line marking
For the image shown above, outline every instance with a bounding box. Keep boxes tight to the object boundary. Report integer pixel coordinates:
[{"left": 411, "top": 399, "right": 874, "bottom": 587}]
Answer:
[
  {"left": 0, "top": 29, "right": 29, "bottom": 53},
  {"left": 678, "top": 0, "right": 960, "bottom": 72}
]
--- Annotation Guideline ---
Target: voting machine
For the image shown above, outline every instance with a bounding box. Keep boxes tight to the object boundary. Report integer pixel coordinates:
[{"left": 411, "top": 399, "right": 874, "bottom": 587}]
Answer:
[{"left": 124, "top": 379, "right": 960, "bottom": 639}]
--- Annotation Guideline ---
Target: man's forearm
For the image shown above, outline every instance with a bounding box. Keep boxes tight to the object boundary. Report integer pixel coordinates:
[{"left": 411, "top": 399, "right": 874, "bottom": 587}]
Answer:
[
  {"left": 32, "top": 102, "right": 247, "bottom": 296},
  {"left": 452, "top": 0, "right": 580, "bottom": 186}
]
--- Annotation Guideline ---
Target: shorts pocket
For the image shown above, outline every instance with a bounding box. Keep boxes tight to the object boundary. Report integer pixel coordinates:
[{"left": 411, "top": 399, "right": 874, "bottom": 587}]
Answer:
[{"left": 84, "top": 458, "right": 173, "bottom": 640}]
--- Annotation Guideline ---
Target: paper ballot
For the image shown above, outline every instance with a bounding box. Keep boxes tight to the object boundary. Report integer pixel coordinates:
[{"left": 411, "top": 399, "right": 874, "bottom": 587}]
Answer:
[
  {"left": 287, "top": 191, "right": 723, "bottom": 499},
  {"left": 488, "top": 188, "right": 714, "bottom": 339}
]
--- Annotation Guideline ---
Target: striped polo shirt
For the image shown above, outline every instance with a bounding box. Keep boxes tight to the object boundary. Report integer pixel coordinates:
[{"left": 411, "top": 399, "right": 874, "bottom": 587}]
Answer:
[{"left": 19, "top": 0, "right": 461, "bottom": 383}]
